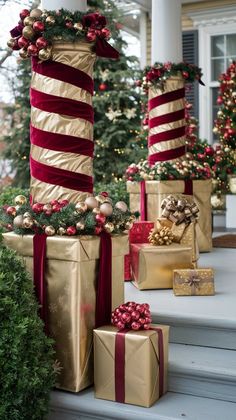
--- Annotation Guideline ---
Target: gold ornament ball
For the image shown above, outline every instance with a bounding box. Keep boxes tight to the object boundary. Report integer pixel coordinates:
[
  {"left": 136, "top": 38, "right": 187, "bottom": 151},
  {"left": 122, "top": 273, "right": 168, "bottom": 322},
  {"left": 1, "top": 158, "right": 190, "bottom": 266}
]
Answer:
[
  {"left": 7, "top": 38, "right": 16, "bottom": 48},
  {"left": 75, "top": 202, "right": 88, "bottom": 213},
  {"left": 38, "top": 47, "right": 52, "bottom": 61},
  {"left": 13, "top": 215, "right": 24, "bottom": 228},
  {"left": 24, "top": 16, "right": 35, "bottom": 26},
  {"left": 129, "top": 214, "right": 136, "bottom": 222},
  {"left": 100, "top": 203, "right": 113, "bottom": 216},
  {"left": 30, "top": 8, "right": 42, "bottom": 18},
  {"left": 22, "top": 26, "right": 35, "bottom": 40},
  {"left": 92, "top": 207, "right": 101, "bottom": 214},
  {"left": 76, "top": 221, "right": 85, "bottom": 230},
  {"left": 23, "top": 217, "right": 34, "bottom": 229},
  {"left": 46, "top": 15, "right": 56, "bottom": 25},
  {"left": 115, "top": 201, "right": 128, "bottom": 212},
  {"left": 125, "top": 221, "right": 133, "bottom": 230},
  {"left": 45, "top": 225, "right": 56, "bottom": 236},
  {"left": 14, "top": 195, "right": 27, "bottom": 205},
  {"left": 95, "top": 194, "right": 107, "bottom": 204},
  {"left": 85, "top": 196, "right": 98, "bottom": 209},
  {"left": 213, "top": 127, "right": 218, "bottom": 134},
  {"left": 19, "top": 48, "right": 28, "bottom": 59},
  {"left": 104, "top": 222, "right": 114, "bottom": 233},
  {"left": 74, "top": 22, "right": 83, "bottom": 31},
  {"left": 58, "top": 227, "right": 66, "bottom": 235},
  {"left": 23, "top": 212, "right": 31, "bottom": 218}
]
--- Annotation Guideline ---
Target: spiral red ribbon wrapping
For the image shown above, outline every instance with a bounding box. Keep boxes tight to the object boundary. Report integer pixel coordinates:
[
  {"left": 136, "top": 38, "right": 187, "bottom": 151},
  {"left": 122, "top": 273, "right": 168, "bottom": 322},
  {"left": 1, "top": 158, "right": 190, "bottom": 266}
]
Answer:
[{"left": 148, "top": 76, "right": 186, "bottom": 166}]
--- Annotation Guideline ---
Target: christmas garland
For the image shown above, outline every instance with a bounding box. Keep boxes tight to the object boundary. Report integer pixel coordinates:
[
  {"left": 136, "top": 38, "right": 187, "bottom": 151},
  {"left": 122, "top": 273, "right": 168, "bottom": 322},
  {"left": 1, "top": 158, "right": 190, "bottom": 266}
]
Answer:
[
  {"left": 0, "top": 193, "right": 138, "bottom": 236},
  {"left": 8, "top": 7, "right": 113, "bottom": 61},
  {"left": 140, "top": 62, "right": 204, "bottom": 91}
]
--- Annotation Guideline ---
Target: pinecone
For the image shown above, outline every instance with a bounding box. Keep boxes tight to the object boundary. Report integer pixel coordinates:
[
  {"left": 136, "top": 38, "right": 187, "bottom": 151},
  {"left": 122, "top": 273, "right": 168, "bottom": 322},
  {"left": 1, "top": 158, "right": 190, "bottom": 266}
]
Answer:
[{"left": 148, "top": 226, "right": 174, "bottom": 246}]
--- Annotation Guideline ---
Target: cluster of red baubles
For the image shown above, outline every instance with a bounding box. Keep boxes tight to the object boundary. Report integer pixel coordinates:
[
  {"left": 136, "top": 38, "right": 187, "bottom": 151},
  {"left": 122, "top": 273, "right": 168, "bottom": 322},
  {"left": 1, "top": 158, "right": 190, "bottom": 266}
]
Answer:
[
  {"left": 8, "top": 8, "right": 111, "bottom": 61},
  {"left": 125, "top": 164, "right": 139, "bottom": 181},
  {"left": 111, "top": 302, "right": 152, "bottom": 331}
]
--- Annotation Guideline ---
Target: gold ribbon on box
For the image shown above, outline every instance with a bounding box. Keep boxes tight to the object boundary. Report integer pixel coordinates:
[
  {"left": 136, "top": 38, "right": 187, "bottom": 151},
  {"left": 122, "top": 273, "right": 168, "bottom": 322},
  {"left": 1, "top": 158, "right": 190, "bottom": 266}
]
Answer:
[
  {"left": 173, "top": 268, "right": 215, "bottom": 296},
  {"left": 3, "top": 232, "right": 129, "bottom": 392},
  {"left": 94, "top": 324, "right": 169, "bottom": 408}
]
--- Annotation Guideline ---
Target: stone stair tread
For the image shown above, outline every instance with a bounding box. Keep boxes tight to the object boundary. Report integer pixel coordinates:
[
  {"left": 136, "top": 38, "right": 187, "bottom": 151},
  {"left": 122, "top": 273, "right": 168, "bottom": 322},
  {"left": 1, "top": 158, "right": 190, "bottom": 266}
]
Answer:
[
  {"left": 169, "top": 343, "right": 236, "bottom": 381},
  {"left": 49, "top": 389, "right": 236, "bottom": 420},
  {"left": 125, "top": 247, "right": 236, "bottom": 330}
]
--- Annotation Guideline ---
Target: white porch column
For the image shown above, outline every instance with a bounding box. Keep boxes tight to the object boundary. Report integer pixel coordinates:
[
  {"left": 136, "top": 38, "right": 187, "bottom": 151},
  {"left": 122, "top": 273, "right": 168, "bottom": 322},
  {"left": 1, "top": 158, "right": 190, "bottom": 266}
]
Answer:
[
  {"left": 151, "top": 0, "right": 182, "bottom": 64},
  {"left": 41, "top": 0, "right": 87, "bottom": 12}
]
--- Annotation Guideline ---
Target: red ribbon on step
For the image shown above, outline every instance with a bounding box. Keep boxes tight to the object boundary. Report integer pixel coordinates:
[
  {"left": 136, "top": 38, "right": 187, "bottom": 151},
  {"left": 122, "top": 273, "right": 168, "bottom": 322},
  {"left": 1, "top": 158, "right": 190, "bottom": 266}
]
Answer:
[
  {"left": 33, "top": 233, "right": 49, "bottom": 335},
  {"left": 114, "top": 327, "right": 164, "bottom": 403},
  {"left": 95, "top": 231, "right": 112, "bottom": 328},
  {"left": 140, "top": 180, "right": 147, "bottom": 221}
]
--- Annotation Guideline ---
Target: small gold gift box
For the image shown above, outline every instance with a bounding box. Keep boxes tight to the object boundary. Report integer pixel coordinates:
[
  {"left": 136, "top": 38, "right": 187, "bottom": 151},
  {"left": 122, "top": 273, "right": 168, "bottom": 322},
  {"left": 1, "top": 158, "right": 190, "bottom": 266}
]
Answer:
[
  {"left": 94, "top": 324, "right": 169, "bottom": 408},
  {"left": 173, "top": 268, "right": 215, "bottom": 296},
  {"left": 3, "top": 232, "right": 128, "bottom": 392},
  {"left": 131, "top": 243, "right": 194, "bottom": 290}
]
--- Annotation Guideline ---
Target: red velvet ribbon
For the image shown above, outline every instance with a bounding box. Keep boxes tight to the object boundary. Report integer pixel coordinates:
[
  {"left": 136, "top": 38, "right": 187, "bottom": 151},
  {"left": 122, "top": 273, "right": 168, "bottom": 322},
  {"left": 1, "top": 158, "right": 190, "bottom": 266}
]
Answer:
[
  {"left": 95, "top": 231, "right": 112, "bottom": 328},
  {"left": 148, "top": 88, "right": 185, "bottom": 111},
  {"left": 95, "top": 38, "right": 120, "bottom": 59},
  {"left": 32, "top": 57, "right": 94, "bottom": 95},
  {"left": 114, "top": 327, "right": 164, "bottom": 403},
  {"left": 30, "top": 156, "right": 93, "bottom": 193},
  {"left": 148, "top": 125, "right": 186, "bottom": 146},
  {"left": 184, "top": 179, "right": 193, "bottom": 195},
  {"left": 30, "top": 88, "right": 94, "bottom": 124},
  {"left": 149, "top": 108, "right": 185, "bottom": 129},
  {"left": 30, "top": 125, "right": 94, "bottom": 157},
  {"left": 148, "top": 145, "right": 186, "bottom": 164},
  {"left": 33, "top": 233, "right": 49, "bottom": 335},
  {"left": 140, "top": 180, "right": 147, "bottom": 221}
]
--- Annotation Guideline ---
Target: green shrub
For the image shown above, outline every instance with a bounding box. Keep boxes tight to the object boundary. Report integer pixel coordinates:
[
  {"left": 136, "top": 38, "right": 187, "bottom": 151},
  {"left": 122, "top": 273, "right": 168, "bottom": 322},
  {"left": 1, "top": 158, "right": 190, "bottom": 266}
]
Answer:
[
  {"left": 95, "top": 180, "right": 129, "bottom": 204},
  {"left": 0, "top": 187, "right": 29, "bottom": 206},
  {"left": 0, "top": 238, "right": 55, "bottom": 420}
]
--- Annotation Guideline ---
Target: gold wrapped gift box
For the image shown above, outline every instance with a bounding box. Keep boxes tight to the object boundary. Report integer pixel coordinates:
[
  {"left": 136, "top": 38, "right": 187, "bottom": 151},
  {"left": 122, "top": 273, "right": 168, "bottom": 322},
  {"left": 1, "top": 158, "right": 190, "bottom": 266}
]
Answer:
[
  {"left": 156, "top": 218, "right": 199, "bottom": 263},
  {"left": 94, "top": 324, "right": 169, "bottom": 408},
  {"left": 131, "top": 242, "right": 194, "bottom": 290},
  {"left": 3, "top": 232, "right": 129, "bottom": 392},
  {"left": 173, "top": 268, "right": 215, "bottom": 296},
  {"left": 127, "top": 179, "right": 212, "bottom": 252}
]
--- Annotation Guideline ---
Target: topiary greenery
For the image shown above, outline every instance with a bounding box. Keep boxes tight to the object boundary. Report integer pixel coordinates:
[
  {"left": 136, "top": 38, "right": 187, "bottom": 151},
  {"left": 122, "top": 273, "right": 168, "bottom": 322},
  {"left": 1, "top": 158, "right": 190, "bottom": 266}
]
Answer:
[{"left": 0, "top": 236, "right": 55, "bottom": 420}]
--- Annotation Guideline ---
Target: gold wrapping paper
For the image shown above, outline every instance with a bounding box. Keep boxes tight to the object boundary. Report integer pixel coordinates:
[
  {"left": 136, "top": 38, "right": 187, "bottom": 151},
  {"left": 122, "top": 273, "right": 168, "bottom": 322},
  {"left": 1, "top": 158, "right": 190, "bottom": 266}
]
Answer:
[
  {"left": 3, "top": 232, "right": 129, "bottom": 392},
  {"left": 131, "top": 243, "right": 194, "bottom": 290},
  {"left": 127, "top": 179, "right": 212, "bottom": 252},
  {"left": 156, "top": 218, "right": 199, "bottom": 263},
  {"left": 94, "top": 324, "right": 169, "bottom": 408},
  {"left": 30, "top": 41, "right": 96, "bottom": 204},
  {"left": 173, "top": 268, "right": 215, "bottom": 296}
]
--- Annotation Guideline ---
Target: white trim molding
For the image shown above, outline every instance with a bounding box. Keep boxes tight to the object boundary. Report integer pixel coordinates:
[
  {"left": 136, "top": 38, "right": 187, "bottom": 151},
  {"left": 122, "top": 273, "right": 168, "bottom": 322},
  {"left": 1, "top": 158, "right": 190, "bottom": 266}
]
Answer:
[{"left": 188, "top": 6, "right": 236, "bottom": 143}]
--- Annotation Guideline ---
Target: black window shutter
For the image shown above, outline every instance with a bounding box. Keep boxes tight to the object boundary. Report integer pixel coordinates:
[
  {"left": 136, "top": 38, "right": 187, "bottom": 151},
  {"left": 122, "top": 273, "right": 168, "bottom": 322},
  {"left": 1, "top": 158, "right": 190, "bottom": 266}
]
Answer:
[{"left": 182, "top": 30, "right": 199, "bottom": 119}]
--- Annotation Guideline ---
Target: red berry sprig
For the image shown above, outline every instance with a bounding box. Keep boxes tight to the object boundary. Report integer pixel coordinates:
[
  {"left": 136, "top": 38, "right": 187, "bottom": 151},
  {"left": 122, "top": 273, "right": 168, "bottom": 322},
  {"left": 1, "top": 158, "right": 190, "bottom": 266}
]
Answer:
[{"left": 111, "top": 302, "right": 152, "bottom": 331}]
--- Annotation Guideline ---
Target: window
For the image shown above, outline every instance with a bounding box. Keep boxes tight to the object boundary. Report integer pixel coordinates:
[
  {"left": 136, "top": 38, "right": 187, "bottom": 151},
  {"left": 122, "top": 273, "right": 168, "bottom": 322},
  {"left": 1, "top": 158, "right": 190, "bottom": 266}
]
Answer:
[{"left": 210, "top": 34, "right": 236, "bottom": 141}]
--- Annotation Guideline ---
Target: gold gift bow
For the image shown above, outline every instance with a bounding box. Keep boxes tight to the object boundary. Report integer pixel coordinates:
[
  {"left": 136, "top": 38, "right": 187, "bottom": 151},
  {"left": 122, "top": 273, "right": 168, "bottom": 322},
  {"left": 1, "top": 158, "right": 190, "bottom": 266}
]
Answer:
[{"left": 161, "top": 195, "right": 199, "bottom": 225}]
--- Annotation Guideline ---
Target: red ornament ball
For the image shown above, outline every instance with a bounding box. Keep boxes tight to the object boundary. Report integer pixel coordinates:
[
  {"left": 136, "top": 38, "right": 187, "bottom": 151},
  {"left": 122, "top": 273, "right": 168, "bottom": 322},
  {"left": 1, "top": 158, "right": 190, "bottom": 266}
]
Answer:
[
  {"left": 100, "top": 27, "right": 110, "bottom": 39},
  {"left": 32, "top": 203, "right": 43, "bottom": 214},
  {"left": 131, "top": 321, "right": 141, "bottom": 330},
  {"left": 217, "top": 97, "right": 223, "bottom": 105},
  {"left": 111, "top": 302, "right": 151, "bottom": 331},
  {"left": 66, "top": 21, "right": 73, "bottom": 28},
  {"left": 36, "top": 36, "right": 48, "bottom": 49},
  {"left": 27, "top": 44, "right": 38, "bottom": 56},
  {"left": 66, "top": 226, "right": 77, "bottom": 236},
  {"left": 182, "top": 71, "right": 189, "bottom": 79},
  {"left": 20, "top": 9, "right": 30, "bottom": 20},
  {"left": 60, "top": 199, "right": 69, "bottom": 207},
  {"left": 52, "top": 204, "right": 61, "bottom": 213},
  {"left": 86, "top": 30, "right": 96, "bottom": 42},
  {"left": 95, "top": 213, "right": 106, "bottom": 225},
  {"left": 99, "top": 83, "right": 107, "bottom": 91},
  {"left": 33, "top": 21, "right": 44, "bottom": 32},
  {"left": 205, "top": 146, "right": 214, "bottom": 156},
  {"left": 95, "top": 226, "right": 102, "bottom": 235},
  {"left": 6, "top": 206, "right": 17, "bottom": 216},
  {"left": 18, "top": 36, "right": 29, "bottom": 48}
]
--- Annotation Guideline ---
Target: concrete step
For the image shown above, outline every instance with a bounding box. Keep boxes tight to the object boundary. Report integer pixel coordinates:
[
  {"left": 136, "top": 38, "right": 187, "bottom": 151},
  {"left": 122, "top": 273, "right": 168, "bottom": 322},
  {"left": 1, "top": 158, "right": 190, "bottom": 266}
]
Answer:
[
  {"left": 169, "top": 343, "right": 236, "bottom": 402},
  {"left": 49, "top": 389, "right": 236, "bottom": 420},
  {"left": 125, "top": 247, "right": 236, "bottom": 349}
]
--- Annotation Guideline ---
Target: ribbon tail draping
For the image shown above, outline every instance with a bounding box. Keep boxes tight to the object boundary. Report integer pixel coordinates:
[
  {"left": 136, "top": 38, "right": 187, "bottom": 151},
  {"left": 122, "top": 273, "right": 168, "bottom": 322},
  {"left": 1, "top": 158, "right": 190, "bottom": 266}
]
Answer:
[
  {"left": 33, "top": 233, "right": 49, "bottom": 335},
  {"left": 184, "top": 179, "right": 193, "bottom": 195},
  {"left": 95, "top": 231, "right": 112, "bottom": 328},
  {"left": 95, "top": 38, "right": 120, "bottom": 59},
  {"left": 140, "top": 180, "right": 147, "bottom": 221}
]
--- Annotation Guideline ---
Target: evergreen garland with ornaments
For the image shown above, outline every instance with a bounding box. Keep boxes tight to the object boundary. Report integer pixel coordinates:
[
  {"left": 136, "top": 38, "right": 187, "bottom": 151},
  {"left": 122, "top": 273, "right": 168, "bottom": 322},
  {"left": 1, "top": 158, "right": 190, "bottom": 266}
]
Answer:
[
  {"left": 8, "top": 7, "right": 112, "bottom": 62},
  {"left": 0, "top": 194, "right": 138, "bottom": 237}
]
